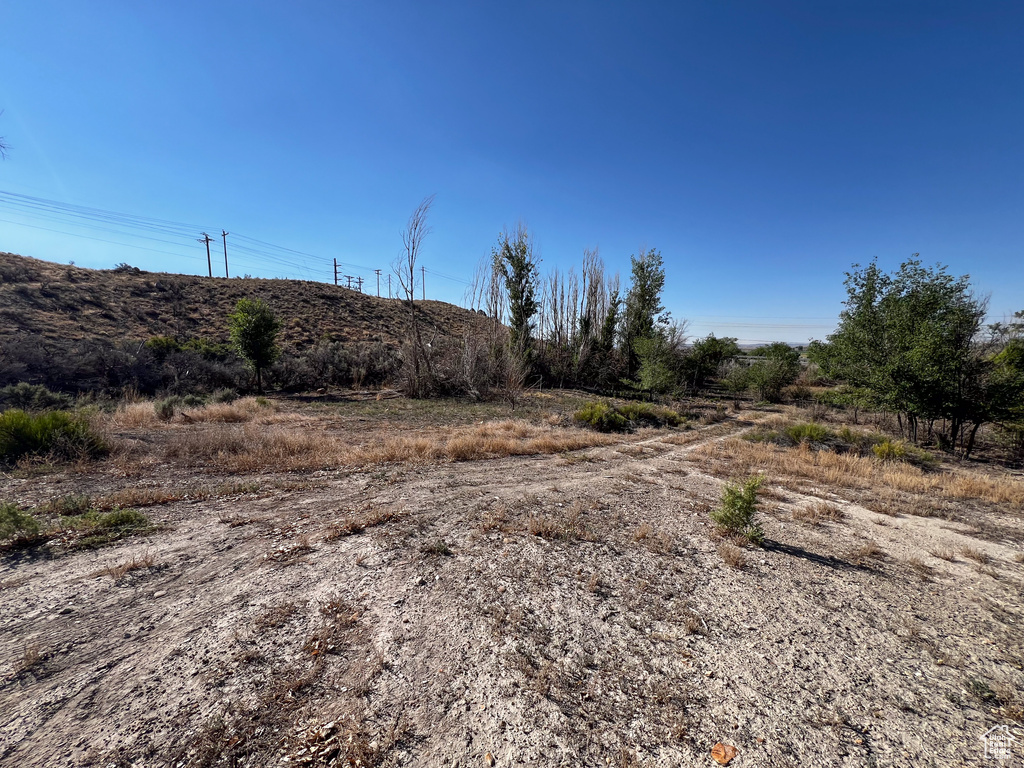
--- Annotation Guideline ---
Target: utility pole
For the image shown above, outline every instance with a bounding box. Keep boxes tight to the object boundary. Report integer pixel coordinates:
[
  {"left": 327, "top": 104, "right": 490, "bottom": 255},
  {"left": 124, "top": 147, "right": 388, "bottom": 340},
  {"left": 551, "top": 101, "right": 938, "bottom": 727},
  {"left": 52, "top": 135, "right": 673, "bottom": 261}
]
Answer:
[
  {"left": 345, "top": 275, "right": 353, "bottom": 289},
  {"left": 387, "top": 273, "right": 392, "bottom": 299},
  {"left": 333, "top": 258, "right": 338, "bottom": 286},
  {"left": 421, "top": 265, "right": 426, "bottom": 301},
  {"left": 221, "top": 230, "right": 229, "bottom": 278},
  {"left": 197, "top": 232, "right": 213, "bottom": 277},
  {"left": 375, "top": 269, "right": 381, "bottom": 297},
  {"left": 356, "top": 276, "right": 363, "bottom": 293}
]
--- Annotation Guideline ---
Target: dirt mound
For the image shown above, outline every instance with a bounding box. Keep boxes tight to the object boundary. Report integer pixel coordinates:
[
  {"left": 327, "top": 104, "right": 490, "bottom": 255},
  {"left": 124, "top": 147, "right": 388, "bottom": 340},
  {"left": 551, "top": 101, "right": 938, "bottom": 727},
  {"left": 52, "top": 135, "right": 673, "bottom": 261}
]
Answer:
[{"left": 0, "top": 252, "right": 492, "bottom": 348}]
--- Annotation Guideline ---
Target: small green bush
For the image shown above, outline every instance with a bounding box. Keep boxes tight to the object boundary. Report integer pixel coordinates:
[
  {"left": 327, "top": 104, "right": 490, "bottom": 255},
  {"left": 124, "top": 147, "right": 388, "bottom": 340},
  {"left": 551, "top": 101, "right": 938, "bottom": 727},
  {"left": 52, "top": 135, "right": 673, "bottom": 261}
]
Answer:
[
  {"left": 0, "top": 383, "right": 73, "bottom": 411},
  {"left": 211, "top": 388, "right": 238, "bottom": 404},
  {"left": 94, "top": 508, "right": 149, "bottom": 529},
  {"left": 617, "top": 402, "right": 684, "bottom": 427},
  {"left": 41, "top": 494, "right": 92, "bottom": 516},
  {"left": 710, "top": 476, "right": 764, "bottom": 544},
  {"left": 155, "top": 396, "right": 181, "bottom": 421},
  {"left": 574, "top": 402, "right": 629, "bottom": 432},
  {"left": 0, "top": 502, "right": 42, "bottom": 543},
  {"left": 0, "top": 410, "right": 107, "bottom": 465},
  {"left": 873, "top": 439, "right": 935, "bottom": 468},
  {"left": 181, "top": 394, "right": 206, "bottom": 408},
  {"left": 575, "top": 401, "right": 683, "bottom": 432},
  {"left": 785, "top": 422, "right": 832, "bottom": 444}
]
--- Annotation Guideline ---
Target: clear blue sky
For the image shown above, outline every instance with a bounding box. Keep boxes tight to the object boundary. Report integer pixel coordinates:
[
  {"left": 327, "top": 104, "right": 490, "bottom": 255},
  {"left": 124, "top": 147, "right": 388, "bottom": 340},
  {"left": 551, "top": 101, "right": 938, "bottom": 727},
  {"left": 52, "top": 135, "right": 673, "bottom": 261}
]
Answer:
[{"left": 2, "top": 1, "right": 1022, "bottom": 344}]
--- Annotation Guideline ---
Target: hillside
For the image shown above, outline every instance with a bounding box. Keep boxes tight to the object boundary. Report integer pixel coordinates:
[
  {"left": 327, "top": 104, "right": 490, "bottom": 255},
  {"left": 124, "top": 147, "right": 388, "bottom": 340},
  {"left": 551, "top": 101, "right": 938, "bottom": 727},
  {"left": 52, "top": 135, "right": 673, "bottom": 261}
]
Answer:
[{"left": 0, "top": 252, "right": 491, "bottom": 348}]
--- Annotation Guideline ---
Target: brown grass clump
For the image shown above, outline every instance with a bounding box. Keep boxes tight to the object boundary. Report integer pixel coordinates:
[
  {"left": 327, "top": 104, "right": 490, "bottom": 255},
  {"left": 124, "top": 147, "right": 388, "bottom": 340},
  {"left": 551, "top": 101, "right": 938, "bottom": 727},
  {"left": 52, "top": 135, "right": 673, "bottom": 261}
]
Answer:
[
  {"left": 688, "top": 438, "right": 1024, "bottom": 506},
  {"left": 95, "top": 486, "right": 188, "bottom": 510},
  {"left": 180, "top": 397, "right": 283, "bottom": 424},
  {"left": 791, "top": 501, "right": 845, "bottom": 526},
  {"left": 528, "top": 503, "right": 591, "bottom": 541},
  {"left": 97, "top": 551, "right": 156, "bottom": 581},
  {"left": 717, "top": 542, "right": 746, "bottom": 568},
  {"left": 960, "top": 545, "right": 990, "bottom": 564},
  {"left": 848, "top": 540, "right": 884, "bottom": 564},
  {"left": 107, "top": 402, "right": 159, "bottom": 430},
  {"left": 929, "top": 547, "right": 956, "bottom": 561}
]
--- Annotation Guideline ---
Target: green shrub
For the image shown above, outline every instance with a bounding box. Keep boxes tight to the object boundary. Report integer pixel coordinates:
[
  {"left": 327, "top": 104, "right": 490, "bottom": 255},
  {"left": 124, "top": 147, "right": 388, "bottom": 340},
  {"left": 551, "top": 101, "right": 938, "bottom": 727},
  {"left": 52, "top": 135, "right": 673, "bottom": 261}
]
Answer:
[
  {"left": 155, "top": 396, "right": 181, "bottom": 421},
  {"left": 0, "top": 382, "right": 73, "bottom": 411},
  {"left": 0, "top": 410, "right": 107, "bottom": 465},
  {"left": 617, "top": 402, "right": 684, "bottom": 427},
  {"left": 710, "top": 476, "right": 764, "bottom": 544},
  {"left": 0, "top": 502, "right": 42, "bottom": 543},
  {"left": 211, "top": 388, "right": 238, "bottom": 404},
  {"left": 40, "top": 494, "right": 92, "bottom": 516},
  {"left": 94, "top": 508, "right": 149, "bottom": 529},
  {"left": 873, "top": 439, "right": 935, "bottom": 468},
  {"left": 181, "top": 394, "right": 206, "bottom": 408},
  {"left": 785, "top": 422, "right": 832, "bottom": 444},
  {"left": 574, "top": 402, "right": 628, "bottom": 432}
]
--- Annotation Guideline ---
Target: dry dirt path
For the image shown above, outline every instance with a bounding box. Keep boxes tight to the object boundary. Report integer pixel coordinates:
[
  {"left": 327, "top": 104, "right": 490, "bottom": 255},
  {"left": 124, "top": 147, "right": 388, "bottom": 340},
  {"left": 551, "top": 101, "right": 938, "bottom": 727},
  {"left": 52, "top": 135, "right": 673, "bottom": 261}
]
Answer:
[{"left": 2, "top": 419, "right": 1023, "bottom": 767}]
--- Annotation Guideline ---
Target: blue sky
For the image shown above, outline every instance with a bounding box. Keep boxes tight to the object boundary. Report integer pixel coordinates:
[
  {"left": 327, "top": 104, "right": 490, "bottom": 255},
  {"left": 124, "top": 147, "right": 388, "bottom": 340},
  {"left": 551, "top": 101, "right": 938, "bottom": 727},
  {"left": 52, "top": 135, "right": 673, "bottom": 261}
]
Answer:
[{"left": 2, "top": 1, "right": 1022, "bottom": 343}]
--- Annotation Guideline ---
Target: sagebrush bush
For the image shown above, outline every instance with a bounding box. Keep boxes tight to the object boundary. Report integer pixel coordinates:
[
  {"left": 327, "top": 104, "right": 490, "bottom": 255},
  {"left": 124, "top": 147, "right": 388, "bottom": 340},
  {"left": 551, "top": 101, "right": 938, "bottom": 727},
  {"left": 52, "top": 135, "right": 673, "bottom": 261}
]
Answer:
[
  {"left": 155, "top": 396, "right": 180, "bottom": 421},
  {"left": 785, "top": 422, "right": 832, "bottom": 444},
  {"left": 574, "top": 401, "right": 683, "bottom": 432},
  {"left": 710, "top": 475, "right": 764, "bottom": 544},
  {"left": 0, "top": 502, "right": 42, "bottom": 543},
  {"left": 0, "top": 382, "right": 73, "bottom": 411},
  {"left": 573, "top": 402, "right": 629, "bottom": 432},
  {"left": 0, "top": 409, "right": 107, "bottom": 465},
  {"left": 873, "top": 439, "right": 936, "bottom": 468}
]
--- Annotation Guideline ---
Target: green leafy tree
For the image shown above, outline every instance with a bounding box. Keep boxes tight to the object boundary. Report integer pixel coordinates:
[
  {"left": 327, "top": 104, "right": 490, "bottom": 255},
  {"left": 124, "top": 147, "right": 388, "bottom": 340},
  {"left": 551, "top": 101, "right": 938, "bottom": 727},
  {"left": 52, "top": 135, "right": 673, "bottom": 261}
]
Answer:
[
  {"left": 683, "top": 334, "right": 740, "bottom": 393},
  {"left": 745, "top": 342, "right": 801, "bottom": 402},
  {"left": 820, "top": 258, "right": 990, "bottom": 453},
  {"left": 494, "top": 224, "right": 540, "bottom": 359},
  {"left": 228, "top": 298, "right": 281, "bottom": 393},
  {"left": 622, "top": 248, "right": 669, "bottom": 376}
]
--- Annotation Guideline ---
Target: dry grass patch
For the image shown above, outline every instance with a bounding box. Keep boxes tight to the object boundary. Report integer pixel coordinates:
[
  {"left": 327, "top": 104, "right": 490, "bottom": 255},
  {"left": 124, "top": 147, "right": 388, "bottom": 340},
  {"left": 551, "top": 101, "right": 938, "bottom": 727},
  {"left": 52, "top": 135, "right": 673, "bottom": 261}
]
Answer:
[
  {"left": 848, "top": 540, "right": 884, "bottom": 565},
  {"left": 717, "top": 542, "right": 746, "bottom": 568},
  {"left": 528, "top": 502, "right": 593, "bottom": 541},
  {"left": 95, "top": 486, "right": 188, "bottom": 510},
  {"left": 960, "top": 545, "right": 990, "bottom": 564},
  {"left": 791, "top": 501, "right": 845, "bottom": 526},
  {"left": 688, "top": 438, "right": 1024, "bottom": 506},
  {"left": 165, "top": 418, "right": 616, "bottom": 472},
  {"left": 96, "top": 551, "right": 157, "bottom": 581},
  {"left": 929, "top": 547, "right": 956, "bottom": 562}
]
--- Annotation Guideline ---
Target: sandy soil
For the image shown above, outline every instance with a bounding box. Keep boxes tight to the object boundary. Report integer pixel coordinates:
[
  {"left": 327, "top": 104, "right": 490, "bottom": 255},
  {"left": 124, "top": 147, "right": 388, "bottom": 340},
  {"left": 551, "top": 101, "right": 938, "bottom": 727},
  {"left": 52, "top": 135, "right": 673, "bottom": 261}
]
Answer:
[{"left": 2, "top": 410, "right": 1023, "bottom": 767}]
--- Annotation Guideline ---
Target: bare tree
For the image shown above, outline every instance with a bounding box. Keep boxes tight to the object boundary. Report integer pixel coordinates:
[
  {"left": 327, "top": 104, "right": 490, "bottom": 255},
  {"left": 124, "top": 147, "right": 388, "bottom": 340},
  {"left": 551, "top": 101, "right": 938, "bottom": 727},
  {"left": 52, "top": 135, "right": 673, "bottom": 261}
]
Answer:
[{"left": 392, "top": 195, "right": 435, "bottom": 396}]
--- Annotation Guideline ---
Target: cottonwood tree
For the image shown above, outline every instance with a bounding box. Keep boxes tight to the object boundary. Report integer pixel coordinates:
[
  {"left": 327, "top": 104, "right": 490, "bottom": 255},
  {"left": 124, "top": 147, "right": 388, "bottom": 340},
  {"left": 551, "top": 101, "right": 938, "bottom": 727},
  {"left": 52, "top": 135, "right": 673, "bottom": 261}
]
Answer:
[
  {"left": 494, "top": 224, "right": 540, "bottom": 359},
  {"left": 818, "top": 257, "right": 994, "bottom": 454},
  {"left": 622, "top": 248, "right": 669, "bottom": 378},
  {"left": 392, "top": 195, "right": 436, "bottom": 397},
  {"left": 228, "top": 298, "right": 281, "bottom": 393}
]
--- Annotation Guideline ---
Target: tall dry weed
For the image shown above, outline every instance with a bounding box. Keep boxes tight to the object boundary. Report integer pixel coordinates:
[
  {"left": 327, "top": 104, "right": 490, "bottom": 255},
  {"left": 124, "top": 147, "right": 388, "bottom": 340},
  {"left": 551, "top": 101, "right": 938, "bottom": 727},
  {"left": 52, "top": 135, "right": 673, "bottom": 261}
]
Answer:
[{"left": 689, "top": 438, "right": 1024, "bottom": 506}]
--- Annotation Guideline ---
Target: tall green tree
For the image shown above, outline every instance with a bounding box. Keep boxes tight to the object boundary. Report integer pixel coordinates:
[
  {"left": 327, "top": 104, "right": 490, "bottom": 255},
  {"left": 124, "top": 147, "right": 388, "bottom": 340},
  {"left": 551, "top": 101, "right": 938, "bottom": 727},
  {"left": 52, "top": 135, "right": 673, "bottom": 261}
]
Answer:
[
  {"left": 228, "top": 298, "right": 281, "bottom": 393},
  {"left": 819, "top": 257, "right": 990, "bottom": 452},
  {"left": 494, "top": 224, "right": 540, "bottom": 358},
  {"left": 622, "top": 248, "right": 669, "bottom": 377},
  {"left": 683, "top": 334, "right": 741, "bottom": 393}
]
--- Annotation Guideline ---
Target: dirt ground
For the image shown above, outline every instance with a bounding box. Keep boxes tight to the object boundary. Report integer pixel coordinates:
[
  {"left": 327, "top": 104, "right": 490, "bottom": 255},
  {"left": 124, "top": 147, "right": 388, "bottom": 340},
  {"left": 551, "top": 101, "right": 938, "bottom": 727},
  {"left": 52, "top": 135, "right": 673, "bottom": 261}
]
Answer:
[{"left": 1, "top": 396, "right": 1023, "bottom": 767}]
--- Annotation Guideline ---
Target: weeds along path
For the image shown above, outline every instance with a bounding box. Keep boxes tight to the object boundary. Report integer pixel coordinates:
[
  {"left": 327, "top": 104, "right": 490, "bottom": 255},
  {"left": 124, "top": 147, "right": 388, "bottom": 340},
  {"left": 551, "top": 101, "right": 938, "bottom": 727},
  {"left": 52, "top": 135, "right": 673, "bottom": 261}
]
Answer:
[{"left": 1, "top": 414, "right": 1022, "bottom": 766}]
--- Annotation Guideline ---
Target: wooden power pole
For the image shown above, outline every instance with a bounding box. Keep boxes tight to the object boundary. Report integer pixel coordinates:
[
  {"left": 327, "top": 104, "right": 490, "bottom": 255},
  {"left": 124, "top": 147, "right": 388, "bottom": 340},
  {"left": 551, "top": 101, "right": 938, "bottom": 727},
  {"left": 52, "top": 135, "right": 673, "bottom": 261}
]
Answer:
[
  {"left": 221, "top": 230, "right": 229, "bottom": 278},
  {"left": 197, "top": 232, "right": 213, "bottom": 277},
  {"left": 421, "top": 265, "right": 425, "bottom": 300},
  {"left": 375, "top": 269, "right": 381, "bottom": 297}
]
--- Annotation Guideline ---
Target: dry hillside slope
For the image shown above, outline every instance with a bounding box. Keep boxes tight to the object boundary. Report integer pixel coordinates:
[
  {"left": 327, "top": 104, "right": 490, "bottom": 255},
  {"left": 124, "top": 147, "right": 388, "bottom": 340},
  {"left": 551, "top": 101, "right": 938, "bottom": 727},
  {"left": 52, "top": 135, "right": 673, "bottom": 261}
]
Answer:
[{"left": 0, "top": 252, "right": 491, "bottom": 348}]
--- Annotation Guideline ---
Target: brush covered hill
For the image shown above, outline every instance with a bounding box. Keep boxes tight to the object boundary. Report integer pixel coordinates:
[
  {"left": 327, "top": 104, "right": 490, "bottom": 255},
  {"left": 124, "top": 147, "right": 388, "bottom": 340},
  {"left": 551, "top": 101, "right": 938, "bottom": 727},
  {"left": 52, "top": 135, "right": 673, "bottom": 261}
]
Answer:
[{"left": 0, "top": 252, "right": 491, "bottom": 349}]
